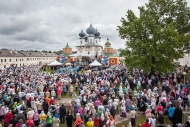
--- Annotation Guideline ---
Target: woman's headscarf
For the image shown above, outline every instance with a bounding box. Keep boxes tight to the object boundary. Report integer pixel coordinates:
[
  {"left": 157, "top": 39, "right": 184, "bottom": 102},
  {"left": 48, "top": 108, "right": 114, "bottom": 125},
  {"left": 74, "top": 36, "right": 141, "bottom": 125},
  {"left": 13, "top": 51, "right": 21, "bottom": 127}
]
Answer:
[
  {"left": 101, "top": 116, "right": 105, "bottom": 121},
  {"left": 21, "top": 124, "right": 26, "bottom": 127},
  {"left": 54, "top": 114, "right": 59, "bottom": 118},
  {"left": 88, "top": 118, "right": 92, "bottom": 122},
  {"left": 40, "top": 110, "right": 44, "bottom": 114}
]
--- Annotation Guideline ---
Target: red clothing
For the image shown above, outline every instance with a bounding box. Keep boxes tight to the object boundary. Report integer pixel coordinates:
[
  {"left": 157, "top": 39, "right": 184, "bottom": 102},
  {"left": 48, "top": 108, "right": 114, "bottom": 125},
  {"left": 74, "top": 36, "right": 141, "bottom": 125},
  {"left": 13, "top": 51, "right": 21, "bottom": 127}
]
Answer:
[
  {"left": 94, "top": 118, "right": 100, "bottom": 125},
  {"left": 184, "top": 87, "right": 187, "bottom": 95},
  {"left": 74, "top": 117, "right": 82, "bottom": 126},
  {"left": 169, "top": 79, "right": 173, "bottom": 85},
  {"left": 49, "top": 99, "right": 55, "bottom": 105},
  {"left": 157, "top": 105, "right": 163, "bottom": 113},
  {"left": 4, "top": 112, "right": 13, "bottom": 123},
  {"left": 141, "top": 122, "right": 151, "bottom": 127},
  {"left": 57, "top": 88, "right": 62, "bottom": 95},
  {"left": 26, "top": 119, "right": 35, "bottom": 127}
]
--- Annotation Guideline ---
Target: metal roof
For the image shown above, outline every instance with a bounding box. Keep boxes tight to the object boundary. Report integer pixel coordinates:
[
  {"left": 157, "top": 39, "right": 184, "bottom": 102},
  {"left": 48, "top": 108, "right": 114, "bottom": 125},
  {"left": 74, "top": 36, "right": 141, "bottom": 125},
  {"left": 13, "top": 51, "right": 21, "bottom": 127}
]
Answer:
[
  {"left": 0, "top": 49, "right": 57, "bottom": 57},
  {"left": 0, "top": 49, "right": 24, "bottom": 57}
]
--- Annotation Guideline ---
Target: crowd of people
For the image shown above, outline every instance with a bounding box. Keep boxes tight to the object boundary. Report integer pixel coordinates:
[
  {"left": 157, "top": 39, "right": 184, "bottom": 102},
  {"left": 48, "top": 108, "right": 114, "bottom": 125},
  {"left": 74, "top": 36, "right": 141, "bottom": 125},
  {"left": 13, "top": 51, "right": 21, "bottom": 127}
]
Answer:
[{"left": 0, "top": 64, "right": 189, "bottom": 127}]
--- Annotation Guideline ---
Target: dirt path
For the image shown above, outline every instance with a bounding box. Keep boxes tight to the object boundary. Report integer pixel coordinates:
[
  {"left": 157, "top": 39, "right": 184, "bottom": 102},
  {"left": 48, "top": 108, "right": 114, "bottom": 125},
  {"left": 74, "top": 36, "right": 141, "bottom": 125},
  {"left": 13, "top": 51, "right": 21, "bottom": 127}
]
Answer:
[{"left": 55, "top": 98, "right": 73, "bottom": 104}]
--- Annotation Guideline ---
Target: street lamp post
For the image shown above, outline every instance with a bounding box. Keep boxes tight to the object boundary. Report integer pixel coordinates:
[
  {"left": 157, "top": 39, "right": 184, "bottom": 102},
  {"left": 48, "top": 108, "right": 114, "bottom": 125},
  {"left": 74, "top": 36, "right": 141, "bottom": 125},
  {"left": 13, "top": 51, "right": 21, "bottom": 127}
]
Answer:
[{"left": 183, "top": 71, "right": 187, "bottom": 84}]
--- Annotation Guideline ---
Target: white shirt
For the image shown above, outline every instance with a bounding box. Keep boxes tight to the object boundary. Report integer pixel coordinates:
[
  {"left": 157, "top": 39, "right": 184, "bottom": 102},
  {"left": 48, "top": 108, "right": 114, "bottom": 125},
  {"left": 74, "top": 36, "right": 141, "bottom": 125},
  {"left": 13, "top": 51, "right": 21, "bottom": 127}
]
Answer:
[
  {"left": 149, "top": 118, "right": 156, "bottom": 127},
  {"left": 151, "top": 102, "right": 156, "bottom": 110},
  {"left": 27, "top": 110, "right": 34, "bottom": 119}
]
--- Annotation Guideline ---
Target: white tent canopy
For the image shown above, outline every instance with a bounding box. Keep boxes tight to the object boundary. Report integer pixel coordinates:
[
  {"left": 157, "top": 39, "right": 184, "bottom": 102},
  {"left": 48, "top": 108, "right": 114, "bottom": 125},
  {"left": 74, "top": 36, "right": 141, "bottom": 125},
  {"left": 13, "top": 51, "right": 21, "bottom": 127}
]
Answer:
[
  {"left": 89, "top": 60, "right": 102, "bottom": 66},
  {"left": 69, "top": 53, "right": 91, "bottom": 57},
  {"left": 65, "top": 62, "right": 72, "bottom": 66},
  {"left": 48, "top": 60, "right": 63, "bottom": 66}
]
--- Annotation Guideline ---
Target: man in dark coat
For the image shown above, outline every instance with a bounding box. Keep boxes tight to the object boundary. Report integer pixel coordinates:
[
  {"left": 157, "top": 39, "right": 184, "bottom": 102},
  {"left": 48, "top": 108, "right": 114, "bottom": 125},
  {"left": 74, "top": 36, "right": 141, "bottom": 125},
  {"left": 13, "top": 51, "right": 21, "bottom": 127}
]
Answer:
[
  {"left": 129, "top": 78, "right": 135, "bottom": 91},
  {"left": 9, "top": 114, "right": 18, "bottom": 127},
  {"left": 42, "top": 99, "right": 49, "bottom": 114},
  {"left": 110, "top": 105, "right": 116, "bottom": 119},
  {"left": 59, "top": 104, "right": 66, "bottom": 124},
  {"left": 173, "top": 103, "right": 182, "bottom": 127}
]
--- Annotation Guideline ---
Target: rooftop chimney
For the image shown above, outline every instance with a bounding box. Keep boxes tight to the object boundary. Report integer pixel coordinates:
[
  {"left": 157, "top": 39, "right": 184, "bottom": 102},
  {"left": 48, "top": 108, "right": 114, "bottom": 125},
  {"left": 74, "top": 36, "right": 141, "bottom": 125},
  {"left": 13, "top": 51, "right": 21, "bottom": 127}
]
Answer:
[{"left": 14, "top": 50, "right": 17, "bottom": 54}]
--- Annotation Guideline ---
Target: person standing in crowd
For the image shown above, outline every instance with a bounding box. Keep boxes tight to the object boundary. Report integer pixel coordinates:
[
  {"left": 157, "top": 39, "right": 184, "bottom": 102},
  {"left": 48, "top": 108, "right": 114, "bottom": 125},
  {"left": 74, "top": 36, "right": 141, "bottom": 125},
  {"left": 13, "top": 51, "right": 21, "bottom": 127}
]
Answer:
[
  {"left": 106, "top": 115, "right": 116, "bottom": 127},
  {"left": 33, "top": 110, "right": 39, "bottom": 127},
  {"left": 168, "top": 104, "right": 175, "bottom": 122},
  {"left": 46, "top": 112, "right": 53, "bottom": 127},
  {"left": 130, "top": 106, "right": 136, "bottom": 127},
  {"left": 26, "top": 117, "right": 34, "bottom": 127},
  {"left": 16, "top": 111, "right": 26, "bottom": 123},
  {"left": 149, "top": 115, "right": 156, "bottom": 127},
  {"left": 66, "top": 110, "right": 73, "bottom": 127},
  {"left": 42, "top": 99, "right": 49, "bottom": 115},
  {"left": 94, "top": 114, "right": 100, "bottom": 127},
  {"left": 86, "top": 118, "right": 94, "bottom": 127},
  {"left": 15, "top": 119, "right": 24, "bottom": 127},
  {"left": 59, "top": 103, "right": 66, "bottom": 124},
  {"left": 52, "top": 114, "right": 60, "bottom": 127},
  {"left": 141, "top": 119, "right": 150, "bottom": 127},
  {"left": 99, "top": 115, "right": 106, "bottom": 127},
  {"left": 9, "top": 115, "right": 18, "bottom": 127},
  {"left": 74, "top": 113, "right": 82, "bottom": 127},
  {"left": 4, "top": 110, "right": 13, "bottom": 127},
  {"left": 173, "top": 103, "right": 182, "bottom": 127},
  {"left": 157, "top": 111, "right": 164, "bottom": 127}
]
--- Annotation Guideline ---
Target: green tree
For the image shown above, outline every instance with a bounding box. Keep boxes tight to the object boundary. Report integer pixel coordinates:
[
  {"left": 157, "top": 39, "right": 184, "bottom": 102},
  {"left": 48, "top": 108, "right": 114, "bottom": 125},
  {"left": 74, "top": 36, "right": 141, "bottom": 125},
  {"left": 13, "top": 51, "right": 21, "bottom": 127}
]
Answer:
[
  {"left": 117, "top": 48, "right": 124, "bottom": 53},
  {"left": 117, "top": 0, "right": 190, "bottom": 73},
  {"left": 54, "top": 50, "right": 63, "bottom": 55}
]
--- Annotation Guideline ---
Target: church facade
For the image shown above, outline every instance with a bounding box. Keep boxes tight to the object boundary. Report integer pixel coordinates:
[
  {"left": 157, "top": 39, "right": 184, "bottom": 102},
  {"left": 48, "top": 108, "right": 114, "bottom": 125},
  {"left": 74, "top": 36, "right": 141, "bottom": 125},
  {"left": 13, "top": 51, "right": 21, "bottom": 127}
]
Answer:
[
  {"left": 76, "top": 23, "right": 103, "bottom": 58},
  {"left": 62, "top": 23, "right": 121, "bottom": 65}
]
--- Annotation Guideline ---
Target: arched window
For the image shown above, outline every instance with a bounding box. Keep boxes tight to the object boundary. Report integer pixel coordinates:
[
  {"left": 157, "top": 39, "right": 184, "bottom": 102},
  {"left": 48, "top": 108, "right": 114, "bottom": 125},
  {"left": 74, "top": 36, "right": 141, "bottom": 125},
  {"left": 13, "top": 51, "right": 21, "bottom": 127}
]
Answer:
[{"left": 111, "top": 59, "right": 115, "bottom": 64}]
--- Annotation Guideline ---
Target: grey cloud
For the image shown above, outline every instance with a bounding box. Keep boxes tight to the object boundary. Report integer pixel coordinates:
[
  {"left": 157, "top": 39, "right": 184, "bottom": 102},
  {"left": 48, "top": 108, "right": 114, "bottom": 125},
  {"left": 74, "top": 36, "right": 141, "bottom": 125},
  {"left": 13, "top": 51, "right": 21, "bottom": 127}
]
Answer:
[
  {"left": 0, "top": 16, "right": 40, "bottom": 35},
  {"left": 1, "top": 0, "right": 174, "bottom": 51}
]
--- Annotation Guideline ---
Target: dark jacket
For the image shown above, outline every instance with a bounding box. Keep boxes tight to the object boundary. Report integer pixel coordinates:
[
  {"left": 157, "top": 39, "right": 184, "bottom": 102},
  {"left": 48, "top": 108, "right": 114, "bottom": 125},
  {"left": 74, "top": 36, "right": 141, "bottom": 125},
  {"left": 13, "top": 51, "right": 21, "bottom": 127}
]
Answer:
[
  {"left": 185, "top": 121, "right": 190, "bottom": 127},
  {"left": 157, "top": 114, "right": 164, "bottom": 127},
  {"left": 16, "top": 113, "right": 26, "bottom": 123},
  {"left": 110, "top": 106, "right": 116, "bottom": 118},
  {"left": 66, "top": 114, "right": 73, "bottom": 127},
  {"left": 42, "top": 101, "right": 49, "bottom": 111},
  {"left": 59, "top": 105, "right": 66, "bottom": 116},
  {"left": 10, "top": 118, "right": 18, "bottom": 127},
  {"left": 99, "top": 119, "right": 106, "bottom": 127}
]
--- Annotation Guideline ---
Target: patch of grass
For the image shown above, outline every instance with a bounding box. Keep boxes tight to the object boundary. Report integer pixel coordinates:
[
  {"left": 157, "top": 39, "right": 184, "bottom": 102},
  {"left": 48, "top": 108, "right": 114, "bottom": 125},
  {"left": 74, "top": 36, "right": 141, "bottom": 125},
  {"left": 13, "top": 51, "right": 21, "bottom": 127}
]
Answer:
[{"left": 116, "top": 114, "right": 145, "bottom": 127}]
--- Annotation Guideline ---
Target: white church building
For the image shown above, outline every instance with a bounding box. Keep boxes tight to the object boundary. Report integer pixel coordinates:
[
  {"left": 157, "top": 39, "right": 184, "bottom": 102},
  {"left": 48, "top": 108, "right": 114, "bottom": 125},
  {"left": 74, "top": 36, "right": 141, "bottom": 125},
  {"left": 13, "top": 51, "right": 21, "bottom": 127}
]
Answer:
[{"left": 76, "top": 23, "right": 103, "bottom": 58}]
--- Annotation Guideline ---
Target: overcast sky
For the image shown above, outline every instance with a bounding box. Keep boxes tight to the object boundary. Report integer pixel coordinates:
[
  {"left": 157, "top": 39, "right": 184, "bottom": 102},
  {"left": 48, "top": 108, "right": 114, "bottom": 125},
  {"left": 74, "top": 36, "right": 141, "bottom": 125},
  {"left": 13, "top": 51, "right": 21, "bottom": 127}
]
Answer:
[{"left": 1, "top": 0, "right": 188, "bottom": 51}]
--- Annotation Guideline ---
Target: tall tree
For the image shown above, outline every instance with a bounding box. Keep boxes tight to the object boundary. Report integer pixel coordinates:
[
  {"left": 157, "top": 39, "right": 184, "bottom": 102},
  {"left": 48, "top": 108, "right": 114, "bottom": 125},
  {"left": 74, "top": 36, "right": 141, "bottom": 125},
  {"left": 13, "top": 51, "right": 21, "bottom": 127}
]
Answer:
[{"left": 118, "top": 0, "right": 190, "bottom": 73}]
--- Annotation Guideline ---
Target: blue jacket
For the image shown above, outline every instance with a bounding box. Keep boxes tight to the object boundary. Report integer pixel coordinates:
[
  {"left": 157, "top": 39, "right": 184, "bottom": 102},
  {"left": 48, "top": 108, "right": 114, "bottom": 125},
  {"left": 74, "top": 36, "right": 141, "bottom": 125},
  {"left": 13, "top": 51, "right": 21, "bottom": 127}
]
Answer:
[{"left": 168, "top": 107, "right": 175, "bottom": 117}]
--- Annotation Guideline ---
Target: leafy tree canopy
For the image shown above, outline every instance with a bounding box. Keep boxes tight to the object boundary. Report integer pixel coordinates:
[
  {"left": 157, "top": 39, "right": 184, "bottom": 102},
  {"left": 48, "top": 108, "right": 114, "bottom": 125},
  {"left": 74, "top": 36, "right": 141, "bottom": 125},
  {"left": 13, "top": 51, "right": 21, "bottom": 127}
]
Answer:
[{"left": 118, "top": 0, "right": 190, "bottom": 73}]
